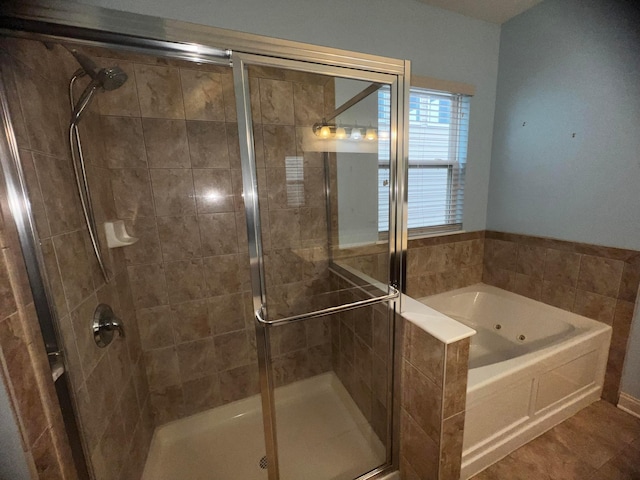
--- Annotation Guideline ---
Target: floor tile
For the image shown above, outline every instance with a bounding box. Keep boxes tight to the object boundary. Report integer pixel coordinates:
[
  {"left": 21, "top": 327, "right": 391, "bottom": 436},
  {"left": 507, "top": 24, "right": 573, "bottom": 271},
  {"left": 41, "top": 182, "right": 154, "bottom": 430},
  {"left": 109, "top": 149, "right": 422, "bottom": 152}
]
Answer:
[
  {"left": 547, "top": 411, "right": 630, "bottom": 469},
  {"left": 588, "top": 442, "right": 640, "bottom": 480},
  {"left": 507, "top": 430, "right": 596, "bottom": 480},
  {"left": 471, "top": 401, "right": 640, "bottom": 480}
]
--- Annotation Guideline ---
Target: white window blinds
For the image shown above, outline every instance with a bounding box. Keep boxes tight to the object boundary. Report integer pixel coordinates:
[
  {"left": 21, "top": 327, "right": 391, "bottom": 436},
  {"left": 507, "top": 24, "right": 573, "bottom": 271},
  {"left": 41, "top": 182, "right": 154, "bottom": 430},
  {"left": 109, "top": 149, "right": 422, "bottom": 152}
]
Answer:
[{"left": 378, "top": 86, "right": 470, "bottom": 236}]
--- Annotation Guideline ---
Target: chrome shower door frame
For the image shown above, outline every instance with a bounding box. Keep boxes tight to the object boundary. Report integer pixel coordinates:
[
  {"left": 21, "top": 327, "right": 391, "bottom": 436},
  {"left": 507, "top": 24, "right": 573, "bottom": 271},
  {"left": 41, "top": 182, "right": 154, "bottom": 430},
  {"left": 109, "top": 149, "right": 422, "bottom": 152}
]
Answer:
[{"left": 233, "top": 51, "right": 409, "bottom": 480}]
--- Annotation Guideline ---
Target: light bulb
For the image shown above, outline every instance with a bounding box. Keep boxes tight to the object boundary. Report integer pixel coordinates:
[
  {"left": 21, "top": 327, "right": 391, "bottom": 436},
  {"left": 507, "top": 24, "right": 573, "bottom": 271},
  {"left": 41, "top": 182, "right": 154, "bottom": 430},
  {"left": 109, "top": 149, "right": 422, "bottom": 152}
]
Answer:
[
  {"left": 335, "top": 126, "right": 347, "bottom": 139},
  {"left": 350, "top": 128, "right": 362, "bottom": 140},
  {"left": 320, "top": 125, "right": 331, "bottom": 138},
  {"left": 366, "top": 128, "right": 377, "bottom": 141}
]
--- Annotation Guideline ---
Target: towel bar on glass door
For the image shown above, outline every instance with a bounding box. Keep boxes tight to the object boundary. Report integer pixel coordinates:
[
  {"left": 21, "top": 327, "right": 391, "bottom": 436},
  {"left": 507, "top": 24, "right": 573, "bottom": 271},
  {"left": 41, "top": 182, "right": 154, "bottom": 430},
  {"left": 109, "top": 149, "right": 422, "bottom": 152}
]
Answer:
[{"left": 255, "top": 286, "right": 399, "bottom": 326}]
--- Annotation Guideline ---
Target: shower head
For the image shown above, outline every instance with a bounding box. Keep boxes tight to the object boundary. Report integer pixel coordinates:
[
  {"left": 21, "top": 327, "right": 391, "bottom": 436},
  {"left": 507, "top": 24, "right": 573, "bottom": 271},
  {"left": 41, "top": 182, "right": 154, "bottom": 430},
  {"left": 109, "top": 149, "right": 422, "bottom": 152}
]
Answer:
[
  {"left": 69, "top": 49, "right": 128, "bottom": 91},
  {"left": 67, "top": 48, "right": 128, "bottom": 124},
  {"left": 95, "top": 66, "right": 128, "bottom": 91}
]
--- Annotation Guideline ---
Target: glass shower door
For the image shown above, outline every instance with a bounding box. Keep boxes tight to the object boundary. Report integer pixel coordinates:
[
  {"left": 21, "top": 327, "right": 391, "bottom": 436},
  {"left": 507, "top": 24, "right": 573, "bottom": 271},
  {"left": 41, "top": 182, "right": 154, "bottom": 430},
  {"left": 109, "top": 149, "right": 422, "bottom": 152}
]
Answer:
[{"left": 233, "top": 54, "right": 401, "bottom": 480}]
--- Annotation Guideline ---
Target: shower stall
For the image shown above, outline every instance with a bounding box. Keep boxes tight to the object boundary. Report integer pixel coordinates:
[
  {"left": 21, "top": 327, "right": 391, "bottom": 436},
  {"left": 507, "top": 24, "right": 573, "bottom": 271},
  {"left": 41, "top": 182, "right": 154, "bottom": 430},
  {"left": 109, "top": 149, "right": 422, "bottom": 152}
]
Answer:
[{"left": 0, "top": 4, "right": 409, "bottom": 480}]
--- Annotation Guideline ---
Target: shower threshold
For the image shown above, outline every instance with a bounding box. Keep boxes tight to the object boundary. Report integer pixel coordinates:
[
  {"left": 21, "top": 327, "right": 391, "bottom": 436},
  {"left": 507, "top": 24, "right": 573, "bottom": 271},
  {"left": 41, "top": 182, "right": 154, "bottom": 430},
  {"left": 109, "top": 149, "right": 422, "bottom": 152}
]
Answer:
[{"left": 142, "top": 372, "right": 385, "bottom": 480}]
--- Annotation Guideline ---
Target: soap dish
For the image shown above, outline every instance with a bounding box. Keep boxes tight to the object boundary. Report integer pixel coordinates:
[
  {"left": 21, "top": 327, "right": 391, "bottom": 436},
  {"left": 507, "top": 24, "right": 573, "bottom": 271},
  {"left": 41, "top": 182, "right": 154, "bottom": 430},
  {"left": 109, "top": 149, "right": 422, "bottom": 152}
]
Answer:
[{"left": 104, "top": 220, "right": 138, "bottom": 248}]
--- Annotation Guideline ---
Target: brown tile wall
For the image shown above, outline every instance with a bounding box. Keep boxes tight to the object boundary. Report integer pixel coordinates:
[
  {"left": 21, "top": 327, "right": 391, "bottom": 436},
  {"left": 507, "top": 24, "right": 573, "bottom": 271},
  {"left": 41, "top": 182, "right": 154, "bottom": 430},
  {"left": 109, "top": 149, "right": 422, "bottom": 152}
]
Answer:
[
  {"left": 77, "top": 47, "right": 337, "bottom": 424},
  {"left": 400, "top": 318, "right": 469, "bottom": 480},
  {"left": 95, "top": 49, "right": 257, "bottom": 425},
  {"left": 252, "top": 66, "right": 335, "bottom": 387},
  {"left": 0, "top": 170, "right": 79, "bottom": 480},
  {"left": 333, "top": 243, "right": 389, "bottom": 285},
  {"left": 331, "top": 234, "right": 482, "bottom": 462},
  {"left": 406, "top": 231, "right": 485, "bottom": 298},
  {"left": 330, "top": 275, "right": 391, "bottom": 443},
  {"left": 0, "top": 38, "right": 153, "bottom": 480},
  {"left": 330, "top": 231, "right": 483, "bottom": 300},
  {"left": 482, "top": 231, "right": 640, "bottom": 404},
  {"left": 334, "top": 230, "right": 484, "bottom": 294},
  {"left": 0, "top": 46, "right": 82, "bottom": 480}
]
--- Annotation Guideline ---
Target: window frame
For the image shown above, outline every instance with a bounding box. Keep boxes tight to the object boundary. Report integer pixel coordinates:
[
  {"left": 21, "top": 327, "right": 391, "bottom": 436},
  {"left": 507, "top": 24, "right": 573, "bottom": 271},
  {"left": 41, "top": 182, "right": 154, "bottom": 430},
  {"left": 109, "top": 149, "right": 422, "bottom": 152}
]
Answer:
[{"left": 378, "top": 83, "right": 470, "bottom": 239}]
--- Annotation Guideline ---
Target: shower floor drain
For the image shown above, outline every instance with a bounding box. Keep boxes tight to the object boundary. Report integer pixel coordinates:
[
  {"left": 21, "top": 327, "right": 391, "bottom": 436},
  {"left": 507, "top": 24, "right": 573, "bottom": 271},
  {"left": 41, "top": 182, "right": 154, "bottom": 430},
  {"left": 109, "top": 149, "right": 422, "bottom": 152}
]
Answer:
[{"left": 259, "top": 455, "right": 268, "bottom": 469}]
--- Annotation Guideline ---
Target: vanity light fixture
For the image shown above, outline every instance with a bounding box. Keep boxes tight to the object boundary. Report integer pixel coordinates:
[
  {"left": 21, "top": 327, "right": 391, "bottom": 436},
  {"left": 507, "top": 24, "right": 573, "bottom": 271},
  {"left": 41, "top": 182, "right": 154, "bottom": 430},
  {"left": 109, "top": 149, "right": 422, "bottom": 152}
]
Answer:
[{"left": 312, "top": 122, "right": 377, "bottom": 141}]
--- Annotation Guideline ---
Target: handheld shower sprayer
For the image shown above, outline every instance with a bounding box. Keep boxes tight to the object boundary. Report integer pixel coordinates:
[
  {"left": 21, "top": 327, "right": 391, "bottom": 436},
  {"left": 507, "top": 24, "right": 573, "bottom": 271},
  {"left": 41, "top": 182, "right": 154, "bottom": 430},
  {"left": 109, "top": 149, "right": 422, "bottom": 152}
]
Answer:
[{"left": 65, "top": 47, "right": 129, "bottom": 284}]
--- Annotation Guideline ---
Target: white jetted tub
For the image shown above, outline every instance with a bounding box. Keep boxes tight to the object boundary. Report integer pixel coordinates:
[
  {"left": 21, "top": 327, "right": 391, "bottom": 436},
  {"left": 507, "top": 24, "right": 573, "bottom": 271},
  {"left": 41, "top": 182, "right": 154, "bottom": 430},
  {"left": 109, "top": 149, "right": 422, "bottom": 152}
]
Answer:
[{"left": 420, "top": 284, "right": 612, "bottom": 479}]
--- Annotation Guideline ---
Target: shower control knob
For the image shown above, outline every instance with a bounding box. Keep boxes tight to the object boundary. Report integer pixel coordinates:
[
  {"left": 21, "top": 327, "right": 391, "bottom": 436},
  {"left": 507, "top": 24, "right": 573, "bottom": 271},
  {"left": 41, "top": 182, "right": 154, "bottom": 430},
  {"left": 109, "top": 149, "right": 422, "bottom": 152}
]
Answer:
[{"left": 92, "top": 304, "right": 125, "bottom": 348}]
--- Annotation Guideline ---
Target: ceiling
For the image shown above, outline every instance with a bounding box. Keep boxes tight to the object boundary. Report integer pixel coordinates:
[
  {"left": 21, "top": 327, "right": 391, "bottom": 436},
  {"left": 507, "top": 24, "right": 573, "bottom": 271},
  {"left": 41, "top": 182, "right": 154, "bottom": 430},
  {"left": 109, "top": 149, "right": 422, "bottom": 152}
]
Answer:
[{"left": 416, "top": 0, "right": 544, "bottom": 24}]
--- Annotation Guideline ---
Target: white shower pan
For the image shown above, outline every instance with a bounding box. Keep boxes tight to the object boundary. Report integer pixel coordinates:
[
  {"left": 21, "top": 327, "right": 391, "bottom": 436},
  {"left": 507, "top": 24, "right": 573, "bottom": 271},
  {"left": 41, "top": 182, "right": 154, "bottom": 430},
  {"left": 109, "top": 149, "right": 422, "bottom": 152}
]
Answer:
[{"left": 142, "top": 372, "right": 385, "bottom": 480}]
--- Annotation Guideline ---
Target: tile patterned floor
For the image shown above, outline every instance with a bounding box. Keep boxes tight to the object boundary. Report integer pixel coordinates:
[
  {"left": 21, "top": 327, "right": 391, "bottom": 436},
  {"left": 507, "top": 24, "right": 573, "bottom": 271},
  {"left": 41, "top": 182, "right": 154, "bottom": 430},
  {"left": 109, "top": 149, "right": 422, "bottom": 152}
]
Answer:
[{"left": 471, "top": 401, "right": 640, "bottom": 480}]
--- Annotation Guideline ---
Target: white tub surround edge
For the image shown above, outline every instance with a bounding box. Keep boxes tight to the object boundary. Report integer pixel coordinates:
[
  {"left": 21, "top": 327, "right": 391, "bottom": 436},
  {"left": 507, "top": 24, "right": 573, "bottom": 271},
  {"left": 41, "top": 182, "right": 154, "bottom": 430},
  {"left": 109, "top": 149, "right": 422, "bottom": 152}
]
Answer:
[{"left": 400, "top": 293, "right": 476, "bottom": 344}]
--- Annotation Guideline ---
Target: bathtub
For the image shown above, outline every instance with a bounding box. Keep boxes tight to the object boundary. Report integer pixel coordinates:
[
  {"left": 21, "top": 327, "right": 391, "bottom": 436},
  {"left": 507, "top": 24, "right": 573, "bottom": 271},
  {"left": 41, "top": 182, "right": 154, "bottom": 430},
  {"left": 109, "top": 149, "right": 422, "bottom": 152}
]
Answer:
[{"left": 419, "top": 283, "right": 612, "bottom": 479}]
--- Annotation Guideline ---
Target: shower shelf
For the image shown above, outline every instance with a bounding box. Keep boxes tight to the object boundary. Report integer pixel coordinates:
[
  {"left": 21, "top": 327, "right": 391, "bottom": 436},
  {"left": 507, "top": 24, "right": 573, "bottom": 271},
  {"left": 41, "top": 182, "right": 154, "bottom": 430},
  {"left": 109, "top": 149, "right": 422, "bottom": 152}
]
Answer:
[{"left": 104, "top": 220, "right": 138, "bottom": 248}]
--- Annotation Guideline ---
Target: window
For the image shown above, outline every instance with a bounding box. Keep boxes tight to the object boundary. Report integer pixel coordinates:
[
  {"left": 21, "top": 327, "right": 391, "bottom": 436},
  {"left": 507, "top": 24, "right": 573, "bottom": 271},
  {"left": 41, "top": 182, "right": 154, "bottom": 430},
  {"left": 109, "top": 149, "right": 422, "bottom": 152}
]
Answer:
[
  {"left": 378, "top": 86, "right": 470, "bottom": 236},
  {"left": 427, "top": 97, "right": 452, "bottom": 125},
  {"left": 408, "top": 94, "right": 423, "bottom": 122}
]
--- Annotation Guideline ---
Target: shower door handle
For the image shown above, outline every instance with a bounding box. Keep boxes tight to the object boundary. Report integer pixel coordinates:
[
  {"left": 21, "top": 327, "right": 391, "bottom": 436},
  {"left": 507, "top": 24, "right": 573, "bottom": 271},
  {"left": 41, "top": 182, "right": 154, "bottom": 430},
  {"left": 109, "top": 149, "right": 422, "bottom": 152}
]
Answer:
[{"left": 255, "top": 285, "right": 399, "bottom": 326}]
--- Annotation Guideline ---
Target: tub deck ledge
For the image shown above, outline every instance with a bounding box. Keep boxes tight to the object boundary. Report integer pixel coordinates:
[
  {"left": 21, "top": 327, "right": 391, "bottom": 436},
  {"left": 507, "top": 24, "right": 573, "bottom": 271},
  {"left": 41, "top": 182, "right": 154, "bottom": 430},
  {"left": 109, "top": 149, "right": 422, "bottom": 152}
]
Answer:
[{"left": 400, "top": 293, "right": 476, "bottom": 344}]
